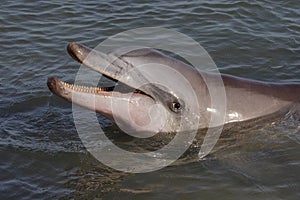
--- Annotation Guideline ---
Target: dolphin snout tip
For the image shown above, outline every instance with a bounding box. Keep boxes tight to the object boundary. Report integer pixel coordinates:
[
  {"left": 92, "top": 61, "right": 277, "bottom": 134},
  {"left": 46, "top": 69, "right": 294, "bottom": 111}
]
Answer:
[
  {"left": 67, "top": 42, "right": 90, "bottom": 63},
  {"left": 47, "top": 76, "right": 69, "bottom": 98},
  {"left": 47, "top": 77, "right": 58, "bottom": 92},
  {"left": 67, "top": 42, "right": 77, "bottom": 52},
  {"left": 67, "top": 42, "right": 79, "bottom": 60}
]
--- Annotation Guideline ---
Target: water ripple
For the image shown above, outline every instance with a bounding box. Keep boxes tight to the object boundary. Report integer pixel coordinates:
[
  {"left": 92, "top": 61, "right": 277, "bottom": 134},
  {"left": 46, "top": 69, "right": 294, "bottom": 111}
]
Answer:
[{"left": 1, "top": 0, "right": 300, "bottom": 199}]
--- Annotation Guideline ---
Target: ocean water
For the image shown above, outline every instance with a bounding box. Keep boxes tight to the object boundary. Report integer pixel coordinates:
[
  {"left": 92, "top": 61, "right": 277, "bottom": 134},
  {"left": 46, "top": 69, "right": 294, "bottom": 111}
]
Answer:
[{"left": 1, "top": 0, "right": 300, "bottom": 199}]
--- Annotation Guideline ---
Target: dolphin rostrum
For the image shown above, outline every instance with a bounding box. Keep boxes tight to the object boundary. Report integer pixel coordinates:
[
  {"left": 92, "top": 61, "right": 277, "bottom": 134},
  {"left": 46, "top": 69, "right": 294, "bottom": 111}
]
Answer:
[{"left": 47, "top": 42, "right": 300, "bottom": 135}]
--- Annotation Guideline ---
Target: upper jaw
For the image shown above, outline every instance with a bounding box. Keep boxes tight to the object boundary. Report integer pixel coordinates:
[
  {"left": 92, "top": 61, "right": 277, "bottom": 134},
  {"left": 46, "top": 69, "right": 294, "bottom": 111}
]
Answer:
[
  {"left": 66, "top": 42, "right": 150, "bottom": 96},
  {"left": 65, "top": 42, "right": 180, "bottom": 107},
  {"left": 67, "top": 42, "right": 136, "bottom": 85},
  {"left": 47, "top": 42, "right": 154, "bottom": 99}
]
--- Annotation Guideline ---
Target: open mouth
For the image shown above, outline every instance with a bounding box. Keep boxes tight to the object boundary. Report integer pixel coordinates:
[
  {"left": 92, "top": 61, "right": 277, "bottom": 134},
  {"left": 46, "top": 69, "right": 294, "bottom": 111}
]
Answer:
[
  {"left": 47, "top": 76, "right": 115, "bottom": 94},
  {"left": 47, "top": 42, "right": 148, "bottom": 97},
  {"left": 47, "top": 42, "right": 184, "bottom": 116},
  {"left": 47, "top": 77, "right": 146, "bottom": 96}
]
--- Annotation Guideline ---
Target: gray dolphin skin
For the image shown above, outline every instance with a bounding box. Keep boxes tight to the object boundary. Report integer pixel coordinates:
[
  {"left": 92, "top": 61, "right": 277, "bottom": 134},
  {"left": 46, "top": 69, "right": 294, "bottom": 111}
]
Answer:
[{"left": 47, "top": 42, "right": 300, "bottom": 134}]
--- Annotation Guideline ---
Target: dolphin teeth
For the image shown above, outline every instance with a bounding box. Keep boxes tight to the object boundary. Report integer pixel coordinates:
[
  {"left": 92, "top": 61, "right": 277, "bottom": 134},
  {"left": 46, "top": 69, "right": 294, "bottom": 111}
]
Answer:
[{"left": 61, "top": 80, "right": 115, "bottom": 93}]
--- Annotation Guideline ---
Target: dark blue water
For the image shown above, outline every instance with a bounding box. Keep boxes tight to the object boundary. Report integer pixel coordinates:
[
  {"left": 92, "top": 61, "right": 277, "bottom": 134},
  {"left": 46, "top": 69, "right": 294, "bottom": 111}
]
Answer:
[{"left": 1, "top": 1, "right": 299, "bottom": 199}]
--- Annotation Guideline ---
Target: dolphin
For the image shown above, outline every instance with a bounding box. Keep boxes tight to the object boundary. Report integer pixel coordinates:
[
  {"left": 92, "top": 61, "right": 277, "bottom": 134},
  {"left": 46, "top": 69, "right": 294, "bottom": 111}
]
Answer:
[{"left": 47, "top": 42, "right": 300, "bottom": 135}]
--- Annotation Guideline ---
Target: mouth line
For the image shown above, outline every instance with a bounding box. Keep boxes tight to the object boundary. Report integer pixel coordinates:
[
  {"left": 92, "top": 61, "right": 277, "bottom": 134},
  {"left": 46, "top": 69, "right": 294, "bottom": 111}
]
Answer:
[{"left": 48, "top": 76, "right": 147, "bottom": 96}]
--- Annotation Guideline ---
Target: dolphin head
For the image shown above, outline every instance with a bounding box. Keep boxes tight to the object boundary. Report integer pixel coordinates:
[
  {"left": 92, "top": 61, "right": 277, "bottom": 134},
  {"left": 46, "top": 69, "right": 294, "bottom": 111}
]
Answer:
[{"left": 48, "top": 43, "right": 207, "bottom": 137}]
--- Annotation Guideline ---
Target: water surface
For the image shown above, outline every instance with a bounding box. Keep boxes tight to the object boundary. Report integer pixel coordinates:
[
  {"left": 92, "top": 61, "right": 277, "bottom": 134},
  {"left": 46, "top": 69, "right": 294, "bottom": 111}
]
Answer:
[{"left": 1, "top": 0, "right": 299, "bottom": 199}]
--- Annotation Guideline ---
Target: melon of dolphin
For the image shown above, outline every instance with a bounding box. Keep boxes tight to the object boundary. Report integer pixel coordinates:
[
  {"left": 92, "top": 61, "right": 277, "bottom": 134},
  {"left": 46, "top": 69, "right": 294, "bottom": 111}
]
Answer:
[{"left": 47, "top": 42, "right": 300, "bottom": 135}]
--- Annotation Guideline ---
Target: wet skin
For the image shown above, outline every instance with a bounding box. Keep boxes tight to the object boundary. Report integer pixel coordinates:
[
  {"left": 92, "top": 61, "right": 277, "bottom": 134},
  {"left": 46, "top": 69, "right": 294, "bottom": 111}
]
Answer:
[{"left": 48, "top": 42, "right": 300, "bottom": 134}]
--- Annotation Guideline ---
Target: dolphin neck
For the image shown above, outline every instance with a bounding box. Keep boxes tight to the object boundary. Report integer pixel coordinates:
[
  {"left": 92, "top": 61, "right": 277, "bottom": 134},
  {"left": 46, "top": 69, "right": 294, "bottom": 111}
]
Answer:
[{"left": 219, "top": 74, "right": 300, "bottom": 123}]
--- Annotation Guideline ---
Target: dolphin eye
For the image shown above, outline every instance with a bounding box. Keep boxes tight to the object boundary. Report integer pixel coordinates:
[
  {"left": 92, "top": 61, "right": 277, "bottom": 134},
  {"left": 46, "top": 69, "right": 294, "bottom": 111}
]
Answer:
[{"left": 170, "top": 101, "right": 183, "bottom": 113}]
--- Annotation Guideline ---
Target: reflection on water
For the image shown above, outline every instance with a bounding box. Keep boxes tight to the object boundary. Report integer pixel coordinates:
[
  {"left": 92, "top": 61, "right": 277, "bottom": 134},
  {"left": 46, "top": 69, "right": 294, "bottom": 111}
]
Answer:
[{"left": 0, "top": 0, "right": 299, "bottom": 199}]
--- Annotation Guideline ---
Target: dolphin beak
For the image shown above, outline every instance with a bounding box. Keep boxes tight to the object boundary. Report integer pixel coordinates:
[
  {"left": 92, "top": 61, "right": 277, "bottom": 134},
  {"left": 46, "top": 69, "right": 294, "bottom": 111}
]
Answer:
[
  {"left": 65, "top": 42, "right": 180, "bottom": 106},
  {"left": 48, "top": 42, "right": 181, "bottom": 118},
  {"left": 47, "top": 43, "right": 162, "bottom": 130},
  {"left": 47, "top": 43, "right": 155, "bottom": 118}
]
